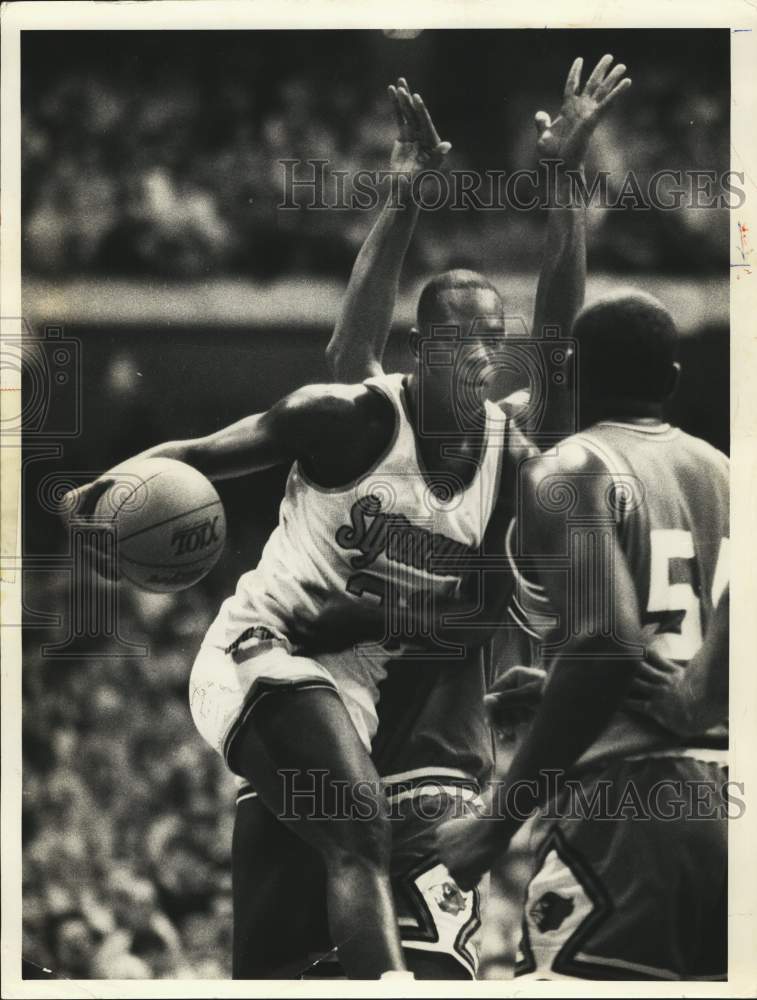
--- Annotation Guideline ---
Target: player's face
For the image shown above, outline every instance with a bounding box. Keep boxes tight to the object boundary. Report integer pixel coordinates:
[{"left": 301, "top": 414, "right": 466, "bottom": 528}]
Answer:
[{"left": 418, "top": 287, "right": 505, "bottom": 403}]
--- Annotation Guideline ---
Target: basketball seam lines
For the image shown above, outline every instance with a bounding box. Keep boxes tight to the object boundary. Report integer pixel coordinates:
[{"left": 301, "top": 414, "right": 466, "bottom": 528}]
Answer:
[{"left": 114, "top": 470, "right": 165, "bottom": 515}]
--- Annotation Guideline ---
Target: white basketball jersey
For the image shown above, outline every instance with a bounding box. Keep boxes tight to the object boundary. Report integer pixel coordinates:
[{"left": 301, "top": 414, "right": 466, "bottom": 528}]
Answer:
[{"left": 207, "top": 372, "right": 508, "bottom": 658}]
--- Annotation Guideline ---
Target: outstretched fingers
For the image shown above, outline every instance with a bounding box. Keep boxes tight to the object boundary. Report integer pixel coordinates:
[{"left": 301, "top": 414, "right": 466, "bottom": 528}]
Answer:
[
  {"left": 563, "top": 56, "right": 583, "bottom": 98},
  {"left": 396, "top": 84, "right": 420, "bottom": 137},
  {"left": 412, "top": 91, "right": 441, "bottom": 147},
  {"left": 388, "top": 84, "right": 410, "bottom": 141},
  {"left": 583, "top": 53, "right": 615, "bottom": 96},
  {"left": 597, "top": 74, "right": 632, "bottom": 111},
  {"left": 595, "top": 62, "right": 627, "bottom": 98}
]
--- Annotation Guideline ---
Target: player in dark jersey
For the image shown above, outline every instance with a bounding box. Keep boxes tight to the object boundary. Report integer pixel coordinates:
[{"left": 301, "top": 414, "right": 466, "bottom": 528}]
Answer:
[
  {"left": 438, "top": 288, "right": 730, "bottom": 980},
  {"left": 229, "top": 60, "right": 632, "bottom": 979}
]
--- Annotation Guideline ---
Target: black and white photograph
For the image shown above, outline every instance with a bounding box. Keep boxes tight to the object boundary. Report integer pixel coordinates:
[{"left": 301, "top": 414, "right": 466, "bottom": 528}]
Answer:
[{"left": 1, "top": 1, "right": 756, "bottom": 994}]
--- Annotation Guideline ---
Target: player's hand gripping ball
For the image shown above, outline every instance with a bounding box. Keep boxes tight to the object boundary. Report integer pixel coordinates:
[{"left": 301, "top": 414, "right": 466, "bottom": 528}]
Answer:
[{"left": 91, "top": 458, "right": 226, "bottom": 592}]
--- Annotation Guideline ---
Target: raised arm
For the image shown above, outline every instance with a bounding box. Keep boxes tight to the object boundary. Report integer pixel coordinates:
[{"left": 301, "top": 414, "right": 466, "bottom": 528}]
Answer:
[
  {"left": 510, "top": 56, "right": 631, "bottom": 437},
  {"left": 325, "top": 78, "right": 451, "bottom": 381}
]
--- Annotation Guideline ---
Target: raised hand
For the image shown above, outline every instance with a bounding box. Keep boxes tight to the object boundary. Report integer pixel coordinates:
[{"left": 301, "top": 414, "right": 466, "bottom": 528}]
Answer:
[
  {"left": 534, "top": 54, "right": 632, "bottom": 166},
  {"left": 387, "top": 77, "right": 451, "bottom": 178}
]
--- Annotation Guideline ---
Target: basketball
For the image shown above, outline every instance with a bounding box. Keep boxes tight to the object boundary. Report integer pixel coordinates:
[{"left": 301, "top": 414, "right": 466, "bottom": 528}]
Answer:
[{"left": 95, "top": 457, "right": 226, "bottom": 592}]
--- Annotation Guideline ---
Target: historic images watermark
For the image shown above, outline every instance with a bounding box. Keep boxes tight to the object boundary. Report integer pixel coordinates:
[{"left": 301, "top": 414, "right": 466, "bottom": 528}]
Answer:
[
  {"left": 273, "top": 770, "right": 744, "bottom": 824},
  {"left": 279, "top": 159, "right": 746, "bottom": 212}
]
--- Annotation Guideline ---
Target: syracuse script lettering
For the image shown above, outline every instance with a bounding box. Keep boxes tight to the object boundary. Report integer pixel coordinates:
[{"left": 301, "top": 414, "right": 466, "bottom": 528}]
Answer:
[{"left": 335, "top": 494, "right": 474, "bottom": 574}]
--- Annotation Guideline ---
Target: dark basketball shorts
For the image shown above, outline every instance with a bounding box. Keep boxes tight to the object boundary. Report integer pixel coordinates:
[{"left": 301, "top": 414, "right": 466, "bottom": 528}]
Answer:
[
  {"left": 515, "top": 753, "right": 728, "bottom": 981},
  {"left": 233, "top": 778, "right": 487, "bottom": 979}
]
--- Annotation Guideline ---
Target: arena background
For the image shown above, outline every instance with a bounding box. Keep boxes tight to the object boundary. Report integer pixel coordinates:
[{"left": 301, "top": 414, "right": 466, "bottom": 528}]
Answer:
[{"left": 20, "top": 28, "right": 729, "bottom": 979}]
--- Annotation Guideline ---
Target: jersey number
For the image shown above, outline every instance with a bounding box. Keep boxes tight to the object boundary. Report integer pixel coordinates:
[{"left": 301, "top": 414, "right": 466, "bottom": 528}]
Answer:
[{"left": 646, "top": 529, "right": 728, "bottom": 661}]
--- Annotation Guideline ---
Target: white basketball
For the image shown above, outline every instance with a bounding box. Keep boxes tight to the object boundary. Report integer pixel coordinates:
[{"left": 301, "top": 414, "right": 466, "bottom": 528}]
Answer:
[{"left": 95, "top": 457, "right": 226, "bottom": 592}]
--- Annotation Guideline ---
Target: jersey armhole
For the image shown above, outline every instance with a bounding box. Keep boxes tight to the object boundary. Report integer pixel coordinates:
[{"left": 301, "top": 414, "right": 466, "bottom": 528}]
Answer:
[{"left": 295, "top": 383, "right": 401, "bottom": 494}]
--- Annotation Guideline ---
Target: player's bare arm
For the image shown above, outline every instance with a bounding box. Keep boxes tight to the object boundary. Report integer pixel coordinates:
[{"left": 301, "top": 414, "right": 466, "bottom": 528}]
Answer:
[
  {"left": 325, "top": 79, "right": 451, "bottom": 381},
  {"left": 436, "top": 444, "right": 644, "bottom": 890},
  {"left": 501, "top": 55, "right": 632, "bottom": 432},
  {"left": 626, "top": 584, "right": 729, "bottom": 737},
  {"left": 66, "top": 383, "right": 393, "bottom": 512},
  {"left": 531, "top": 54, "right": 631, "bottom": 337},
  {"left": 486, "top": 583, "right": 729, "bottom": 748},
  {"left": 484, "top": 585, "right": 729, "bottom": 745}
]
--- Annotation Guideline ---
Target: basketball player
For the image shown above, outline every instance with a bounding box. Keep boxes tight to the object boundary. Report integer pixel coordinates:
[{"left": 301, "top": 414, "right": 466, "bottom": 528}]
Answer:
[
  {"left": 227, "top": 59, "right": 633, "bottom": 980},
  {"left": 66, "top": 81, "right": 501, "bottom": 977},
  {"left": 70, "top": 59, "right": 630, "bottom": 977},
  {"left": 438, "top": 288, "right": 730, "bottom": 981}
]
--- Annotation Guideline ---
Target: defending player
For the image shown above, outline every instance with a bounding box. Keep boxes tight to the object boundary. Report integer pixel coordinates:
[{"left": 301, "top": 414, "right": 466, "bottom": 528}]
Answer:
[{"left": 438, "top": 288, "right": 730, "bottom": 981}]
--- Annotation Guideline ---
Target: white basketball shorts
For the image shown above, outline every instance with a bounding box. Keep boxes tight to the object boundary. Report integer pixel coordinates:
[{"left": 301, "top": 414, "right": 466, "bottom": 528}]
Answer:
[{"left": 189, "top": 622, "right": 386, "bottom": 773}]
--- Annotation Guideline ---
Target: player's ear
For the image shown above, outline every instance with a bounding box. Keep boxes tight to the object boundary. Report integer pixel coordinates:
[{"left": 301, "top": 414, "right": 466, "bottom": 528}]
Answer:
[
  {"left": 665, "top": 361, "right": 681, "bottom": 398},
  {"left": 408, "top": 326, "right": 422, "bottom": 360}
]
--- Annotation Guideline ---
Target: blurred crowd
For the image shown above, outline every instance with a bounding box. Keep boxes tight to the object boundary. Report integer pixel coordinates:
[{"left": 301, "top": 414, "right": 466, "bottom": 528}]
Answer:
[
  {"left": 22, "top": 72, "right": 393, "bottom": 281},
  {"left": 20, "top": 28, "right": 730, "bottom": 981},
  {"left": 22, "top": 568, "right": 525, "bottom": 980},
  {"left": 22, "top": 32, "right": 729, "bottom": 281},
  {"left": 23, "top": 574, "right": 236, "bottom": 979}
]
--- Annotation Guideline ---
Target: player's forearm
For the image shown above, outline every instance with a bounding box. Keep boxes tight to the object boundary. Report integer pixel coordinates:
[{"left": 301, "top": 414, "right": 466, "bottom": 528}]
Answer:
[
  {"left": 491, "top": 646, "right": 638, "bottom": 838},
  {"left": 690, "top": 588, "right": 729, "bottom": 723},
  {"left": 492, "top": 520, "right": 644, "bottom": 835},
  {"left": 668, "top": 589, "right": 729, "bottom": 736},
  {"left": 129, "top": 440, "right": 196, "bottom": 465},
  {"left": 671, "top": 670, "right": 727, "bottom": 738},
  {"left": 123, "top": 438, "right": 244, "bottom": 480},
  {"left": 526, "top": 167, "right": 586, "bottom": 439},
  {"left": 108, "top": 438, "right": 237, "bottom": 480},
  {"left": 533, "top": 168, "right": 587, "bottom": 334},
  {"left": 128, "top": 413, "right": 284, "bottom": 481},
  {"left": 327, "top": 192, "right": 420, "bottom": 380}
]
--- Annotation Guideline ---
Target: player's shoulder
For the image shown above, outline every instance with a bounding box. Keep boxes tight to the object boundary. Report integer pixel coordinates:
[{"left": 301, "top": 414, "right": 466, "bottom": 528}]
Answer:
[
  {"left": 276, "top": 382, "right": 392, "bottom": 445},
  {"left": 281, "top": 381, "right": 378, "bottom": 419},
  {"left": 518, "top": 433, "right": 612, "bottom": 520},
  {"left": 522, "top": 432, "right": 609, "bottom": 483},
  {"left": 675, "top": 427, "right": 729, "bottom": 474}
]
